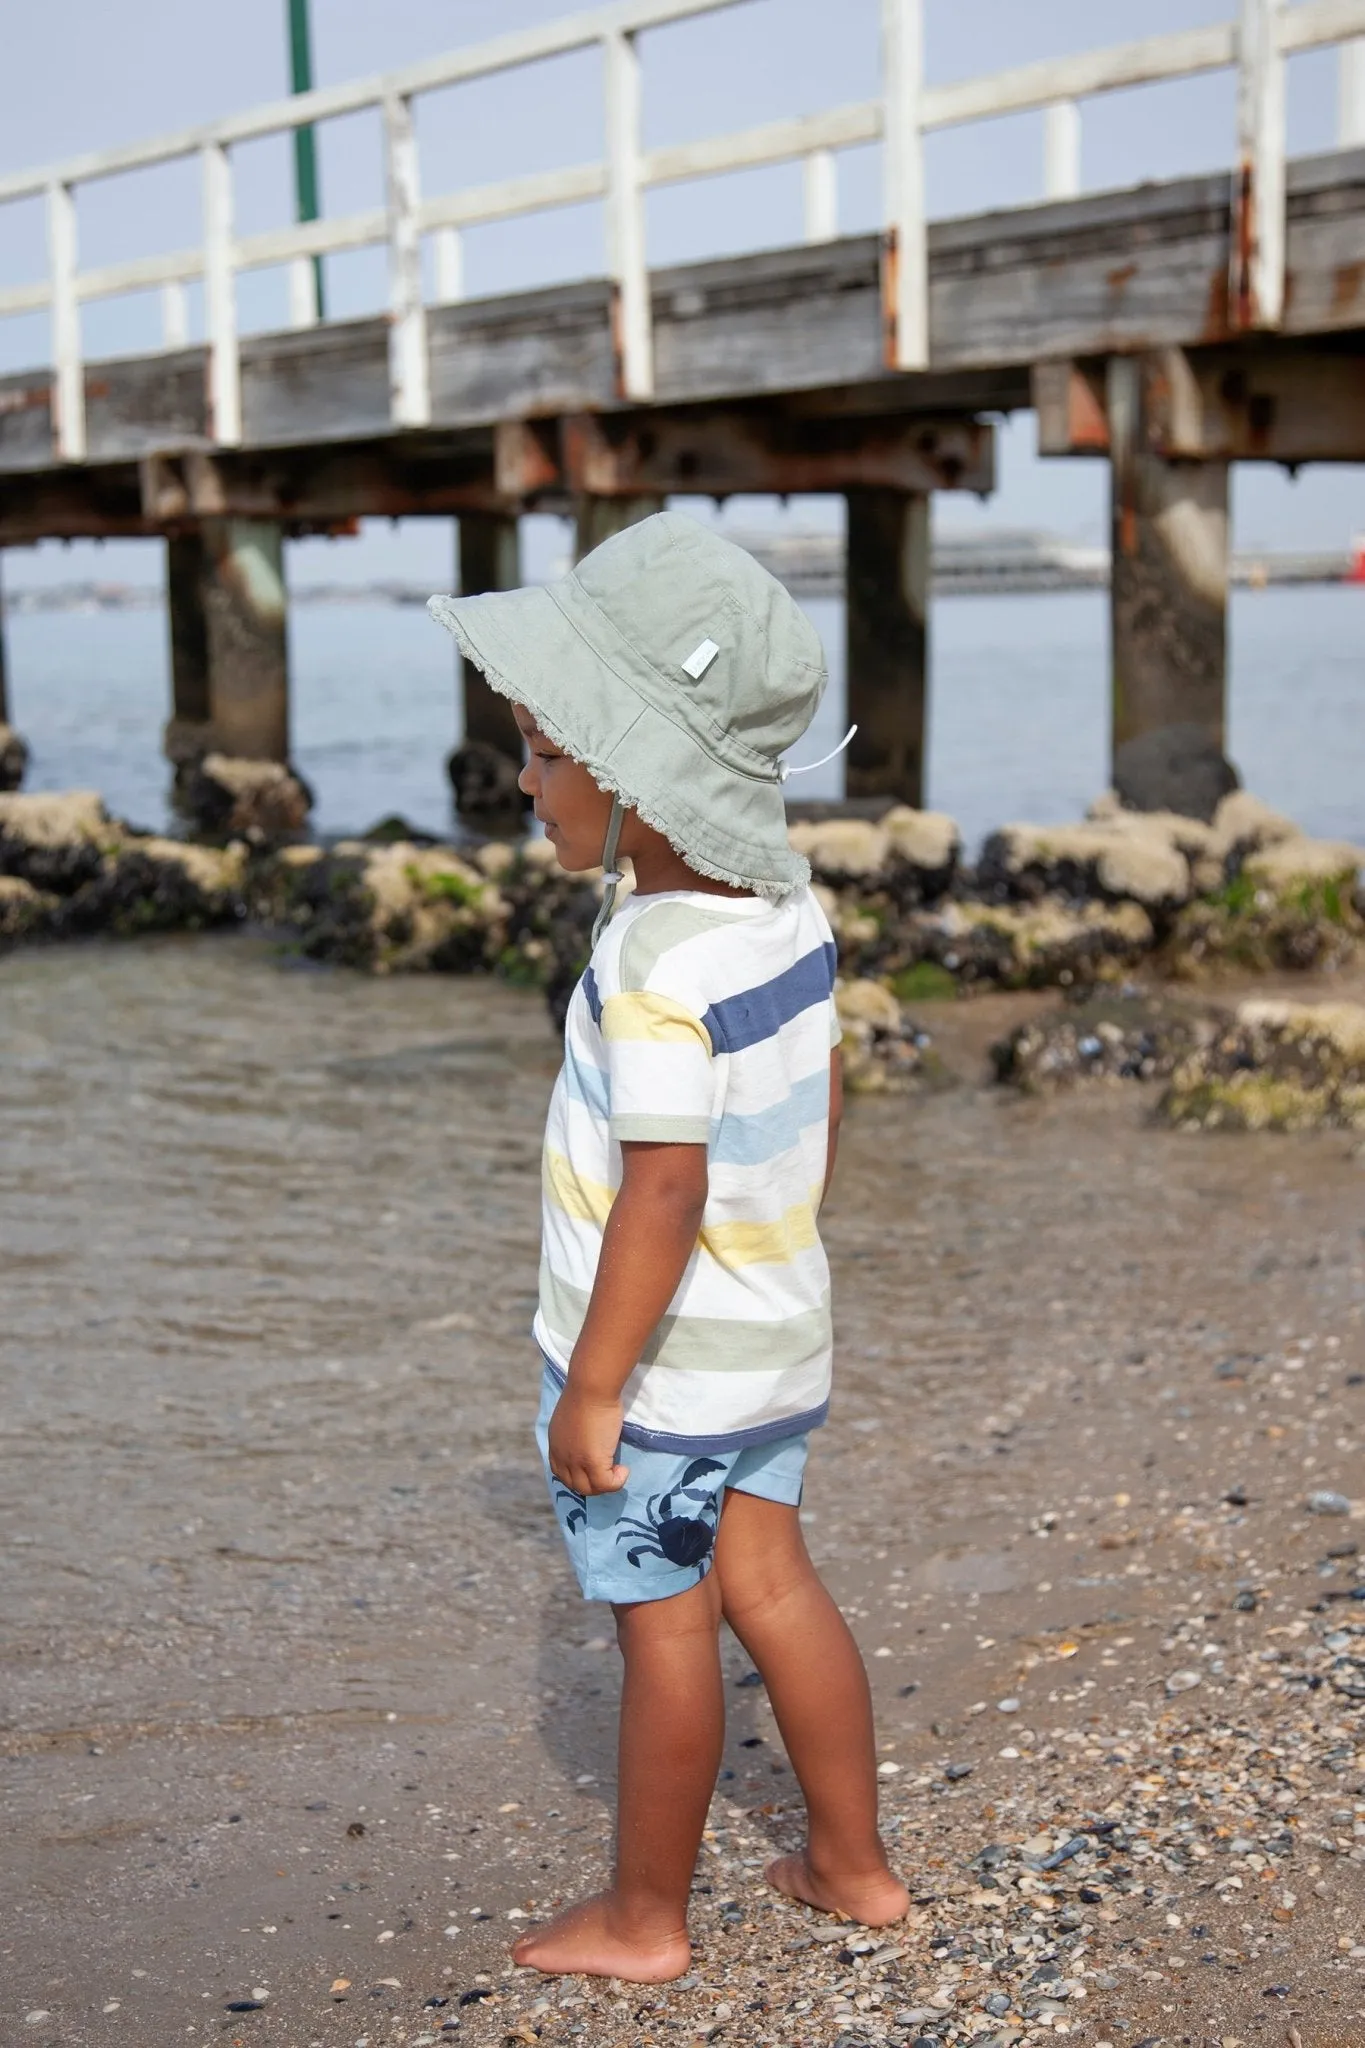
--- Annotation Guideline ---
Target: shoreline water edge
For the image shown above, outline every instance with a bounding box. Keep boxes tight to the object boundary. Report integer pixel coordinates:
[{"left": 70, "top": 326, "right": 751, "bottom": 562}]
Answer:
[{"left": 2, "top": 775, "right": 1363, "bottom": 1134}]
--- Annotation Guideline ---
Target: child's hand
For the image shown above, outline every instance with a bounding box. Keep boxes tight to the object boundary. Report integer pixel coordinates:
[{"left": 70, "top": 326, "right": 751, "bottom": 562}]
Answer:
[{"left": 549, "top": 1383, "right": 630, "bottom": 1497}]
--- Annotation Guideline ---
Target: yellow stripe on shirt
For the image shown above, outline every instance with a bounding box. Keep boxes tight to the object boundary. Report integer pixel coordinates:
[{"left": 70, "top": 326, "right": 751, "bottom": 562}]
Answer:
[
  {"left": 600, "top": 990, "right": 715, "bottom": 1051},
  {"left": 545, "top": 1147, "right": 818, "bottom": 1273},
  {"left": 543, "top": 1148, "right": 615, "bottom": 1227},
  {"left": 700, "top": 1189, "right": 821, "bottom": 1270}
]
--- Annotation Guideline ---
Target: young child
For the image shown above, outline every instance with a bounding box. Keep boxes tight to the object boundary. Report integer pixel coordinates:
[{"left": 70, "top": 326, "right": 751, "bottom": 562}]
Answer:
[{"left": 429, "top": 512, "right": 908, "bottom": 1983}]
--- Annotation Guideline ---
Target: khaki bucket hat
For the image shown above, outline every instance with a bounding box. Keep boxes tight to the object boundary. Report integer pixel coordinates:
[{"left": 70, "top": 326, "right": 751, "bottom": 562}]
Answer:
[{"left": 427, "top": 510, "right": 828, "bottom": 905}]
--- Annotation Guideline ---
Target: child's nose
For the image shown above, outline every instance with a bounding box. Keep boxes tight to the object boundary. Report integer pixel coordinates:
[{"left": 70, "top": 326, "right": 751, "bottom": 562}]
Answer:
[{"left": 517, "top": 758, "right": 537, "bottom": 797}]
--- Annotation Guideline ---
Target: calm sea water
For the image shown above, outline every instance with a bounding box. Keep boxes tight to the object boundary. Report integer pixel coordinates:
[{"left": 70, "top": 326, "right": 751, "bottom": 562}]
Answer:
[{"left": 7, "top": 587, "right": 1363, "bottom": 852}]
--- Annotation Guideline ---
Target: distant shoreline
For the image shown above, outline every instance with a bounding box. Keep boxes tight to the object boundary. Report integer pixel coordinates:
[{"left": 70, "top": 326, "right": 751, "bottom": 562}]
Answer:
[{"left": 6, "top": 542, "right": 1361, "bottom": 615}]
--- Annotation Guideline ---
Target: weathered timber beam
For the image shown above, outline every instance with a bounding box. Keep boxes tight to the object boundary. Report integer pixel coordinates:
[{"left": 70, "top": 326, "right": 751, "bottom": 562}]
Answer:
[
  {"left": 1146, "top": 341, "right": 1365, "bottom": 460},
  {"left": 1036, "top": 341, "right": 1365, "bottom": 461},
  {"left": 493, "top": 406, "right": 994, "bottom": 501}
]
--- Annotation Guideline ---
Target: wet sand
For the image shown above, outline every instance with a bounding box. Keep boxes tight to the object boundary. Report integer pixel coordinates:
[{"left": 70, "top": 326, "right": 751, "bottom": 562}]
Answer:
[{"left": 3, "top": 935, "right": 1364, "bottom": 2048}]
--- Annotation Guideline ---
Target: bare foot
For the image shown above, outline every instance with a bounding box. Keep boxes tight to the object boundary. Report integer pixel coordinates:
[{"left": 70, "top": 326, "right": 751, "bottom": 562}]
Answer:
[
  {"left": 511, "top": 1892, "right": 691, "bottom": 1982},
  {"left": 765, "top": 1851, "right": 911, "bottom": 1927}
]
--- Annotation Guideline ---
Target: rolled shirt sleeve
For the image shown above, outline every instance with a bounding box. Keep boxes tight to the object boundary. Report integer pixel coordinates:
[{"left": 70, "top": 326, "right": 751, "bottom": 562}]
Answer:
[{"left": 600, "top": 989, "right": 715, "bottom": 1145}]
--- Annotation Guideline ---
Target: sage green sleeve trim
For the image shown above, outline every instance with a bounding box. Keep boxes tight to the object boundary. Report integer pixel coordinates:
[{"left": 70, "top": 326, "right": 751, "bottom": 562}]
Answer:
[
  {"left": 617, "top": 898, "right": 747, "bottom": 993},
  {"left": 611, "top": 1113, "right": 713, "bottom": 1144}
]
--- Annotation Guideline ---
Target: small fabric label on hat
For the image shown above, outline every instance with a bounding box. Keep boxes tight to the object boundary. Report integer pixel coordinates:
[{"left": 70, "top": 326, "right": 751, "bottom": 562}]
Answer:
[{"left": 681, "top": 637, "right": 720, "bottom": 680}]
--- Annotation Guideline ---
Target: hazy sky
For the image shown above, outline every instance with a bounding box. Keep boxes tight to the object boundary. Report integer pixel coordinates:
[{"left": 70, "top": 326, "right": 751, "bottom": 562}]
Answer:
[{"left": 2, "top": 0, "right": 1362, "bottom": 588}]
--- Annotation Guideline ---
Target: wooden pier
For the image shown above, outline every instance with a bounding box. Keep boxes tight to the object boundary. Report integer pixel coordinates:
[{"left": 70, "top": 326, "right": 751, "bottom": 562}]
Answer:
[{"left": 1, "top": 0, "right": 1364, "bottom": 808}]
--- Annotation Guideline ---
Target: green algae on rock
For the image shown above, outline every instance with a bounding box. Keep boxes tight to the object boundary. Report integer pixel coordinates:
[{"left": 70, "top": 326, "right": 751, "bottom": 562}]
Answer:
[{"left": 1158, "top": 999, "right": 1365, "bottom": 1132}]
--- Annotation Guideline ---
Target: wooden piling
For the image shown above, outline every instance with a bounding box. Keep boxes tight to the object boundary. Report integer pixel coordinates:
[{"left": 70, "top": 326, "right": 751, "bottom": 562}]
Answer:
[
  {"left": 844, "top": 487, "right": 928, "bottom": 805},
  {"left": 1108, "top": 356, "right": 1229, "bottom": 752},
  {"left": 199, "top": 518, "right": 290, "bottom": 761},
  {"left": 165, "top": 533, "right": 212, "bottom": 748},
  {"left": 0, "top": 551, "right": 9, "bottom": 727},
  {"left": 573, "top": 494, "right": 665, "bottom": 560},
  {"left": 456, "top": 512, "right": 523, "bottom": 756}
]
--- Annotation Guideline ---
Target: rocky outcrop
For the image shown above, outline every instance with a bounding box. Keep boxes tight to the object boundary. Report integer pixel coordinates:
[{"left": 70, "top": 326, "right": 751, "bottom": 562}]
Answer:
[
  {"left": 789, "top": 804, "right": 959, "bottom": 904},
  {"left": 991, "top": 993, "right": 1213, "bottom": 1092},
  {"left": 834, "top": 978, "right": 946, "bottom": 1093},
  {"left": 1162, "top": 830, "right": 1364, "bottom": 978},
  {"left": 0, "top": 874, "right": 56, "bottom": 944},
  {"left": 445, "top": 739, "right": 527, "bottom": 822},
  {"left": 255, "top": 841, "right": 507, "bottom": 974},
  {"left": 173, "top": 753, "right": 313, "bottom": 843},
  {"left": 0, "top": 724, "right": 29, "bottom": 792},
  {"left": 1158, "top": 999, "right": 1365, "bottom": 1132},
  {"left": 976, "top": 817, "right": 1197, "bottom": 912},
  {"left": 0, "top": 791, "right": 247, "bottom": 941},
  {"left": 1112, "top": 721, "right": 1239, "bottom": 822}
]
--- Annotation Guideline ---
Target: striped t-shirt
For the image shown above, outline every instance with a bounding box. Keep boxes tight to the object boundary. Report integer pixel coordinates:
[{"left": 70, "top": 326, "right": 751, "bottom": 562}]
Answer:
[{"left": 536, "top": 885, "right": 841, "bottom": 1455}]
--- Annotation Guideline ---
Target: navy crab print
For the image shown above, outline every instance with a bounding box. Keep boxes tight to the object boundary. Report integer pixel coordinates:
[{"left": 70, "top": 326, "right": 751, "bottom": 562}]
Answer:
[
  {"left": 554, "top": 1483, "right": 587, "bottom": 1534},
  {"left": 615, "top": 1457, "right": 727, "bottom": 1570}
]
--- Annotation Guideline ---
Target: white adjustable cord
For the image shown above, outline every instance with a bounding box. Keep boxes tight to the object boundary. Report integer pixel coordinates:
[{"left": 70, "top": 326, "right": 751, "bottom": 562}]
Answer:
[{"left": 778, "top": 722, "right": 858, "bottom": 782}]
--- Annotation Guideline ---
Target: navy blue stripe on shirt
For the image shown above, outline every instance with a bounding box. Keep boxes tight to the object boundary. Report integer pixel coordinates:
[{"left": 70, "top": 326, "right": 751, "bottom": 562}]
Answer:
[
  {"left": 700, "top": 940, "right": 837, "bottom": 1055},
  {"left": 581, "top": 965, "right": 603, "bottom": 1026}
]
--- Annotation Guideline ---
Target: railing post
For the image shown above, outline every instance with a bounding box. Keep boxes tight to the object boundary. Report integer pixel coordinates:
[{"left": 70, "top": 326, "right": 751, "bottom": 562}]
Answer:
[
  {"left": 803, "top": 148, "right": 838, "bottom": 243},
  {"left": 881, "top": 0, "right": 927, "bottom": 371},
  {"left": 288, "top": 257, "right": 320, "bottom": 328},
  {"left": 603, "top": 29, "right": 654, "bottom": 402},
  {"left": 161, "top": 281, "right": 189, "bottom": 350},
  {"left": 434, "top": 226, "right": 465, "bottom": 305},
  {"left": 202, "top": 142, "right": 241, "bottom": 446},
  {"left": 1043, "top": 100, "right": 1081, "bottom": 200},
  {"left": 46, "top": 180, "right": 85, "bottom": 463},
  {"left": 384, "top": 92, "right": 431, "bottom": 428},
  {"left": 1230, "top": 0, "right": 1286, "bottom": 331},
  {"left": 1341, "top": 37, "right": 1365, "bottom": 147}
]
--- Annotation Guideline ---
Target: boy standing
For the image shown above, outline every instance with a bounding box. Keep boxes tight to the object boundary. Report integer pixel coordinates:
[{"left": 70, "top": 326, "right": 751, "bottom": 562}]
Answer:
[{"left": 429, "top": 513, "right": 908, "bottom": 1982}]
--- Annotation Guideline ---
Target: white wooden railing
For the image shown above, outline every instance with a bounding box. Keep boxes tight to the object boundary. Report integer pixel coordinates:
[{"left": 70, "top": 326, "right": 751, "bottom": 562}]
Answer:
[{"left": 2, "top": 0, "right": 1365, "bottom": 463}]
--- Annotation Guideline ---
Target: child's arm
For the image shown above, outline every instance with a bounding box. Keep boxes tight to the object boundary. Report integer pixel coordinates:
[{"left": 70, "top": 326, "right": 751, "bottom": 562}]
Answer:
[
  {"left": 548, "top": 1140, "right": 708, "bottom": 1497},
  {"left": 822, "top": 1047, "right": 843, "bottom": 1205}
]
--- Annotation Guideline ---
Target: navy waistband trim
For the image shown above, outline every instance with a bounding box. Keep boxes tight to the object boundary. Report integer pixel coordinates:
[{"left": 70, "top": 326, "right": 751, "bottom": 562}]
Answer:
[{"left": 539, "top": 1353, "right": 827, "bottom": 1455}]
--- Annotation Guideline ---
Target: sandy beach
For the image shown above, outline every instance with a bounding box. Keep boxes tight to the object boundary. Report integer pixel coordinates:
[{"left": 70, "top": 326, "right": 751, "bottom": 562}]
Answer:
[{"left": 4, "top": 934, "right": 1364, "bottom": 2048}]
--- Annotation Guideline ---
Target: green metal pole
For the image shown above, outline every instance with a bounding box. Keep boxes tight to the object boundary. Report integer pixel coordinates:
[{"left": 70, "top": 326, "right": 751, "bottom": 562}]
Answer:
[{"left": 287, "top": 0, "right": 325, "bottom": 319}]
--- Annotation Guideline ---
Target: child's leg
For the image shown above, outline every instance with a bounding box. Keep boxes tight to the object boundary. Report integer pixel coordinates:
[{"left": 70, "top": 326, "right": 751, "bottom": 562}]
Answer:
[
  {"left": 713, "top": 1489, "right": 910, "bottom": 1925},
  {"left": 513, "top": 1569, "right": 723, "bottom": 1980}
]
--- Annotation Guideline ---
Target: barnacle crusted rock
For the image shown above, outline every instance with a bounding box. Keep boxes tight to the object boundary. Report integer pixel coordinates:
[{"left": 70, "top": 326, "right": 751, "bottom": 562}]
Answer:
[{"left": 1158, "top": 997, "right": 1365, "bottom": 1131}]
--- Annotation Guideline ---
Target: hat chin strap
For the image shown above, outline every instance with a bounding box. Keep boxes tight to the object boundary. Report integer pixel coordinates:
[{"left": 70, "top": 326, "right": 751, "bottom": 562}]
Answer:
[{"left": 591, "top": 796, "right": 626, "bottom": 948}]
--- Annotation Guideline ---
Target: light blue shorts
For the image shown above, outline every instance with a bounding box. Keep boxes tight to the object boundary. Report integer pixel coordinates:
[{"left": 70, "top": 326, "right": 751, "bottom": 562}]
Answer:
[{"left": 535, "top": 1362, "right": 809, "bottom": 1605}]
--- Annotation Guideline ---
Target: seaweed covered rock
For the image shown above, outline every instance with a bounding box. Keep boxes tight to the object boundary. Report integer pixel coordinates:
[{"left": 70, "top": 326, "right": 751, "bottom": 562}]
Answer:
[
  {"left": 174, "top": 753, "right": 313, "bottom": 843},
  {"left": 906, "top": 896, "right": 1156, "bottom": 991},
  {"left": 0, "top": 874, "right": 57, "bottom": 946},
  {"left": 976, "top": 817, "right": 1196, "bottom": 912},
  {"left": 1163, "top": 837, "right": 1364, "bottom": 978},
  {"left": 834, "top": 978, "right": 946, "bottom": 1094},
  {"left": 1159, "top": 999, "right": 1365, "bottom": 1132},
  {"left": 788, "top": 804, "right": 959, "bottom": 905},
  {"left": 256, "top": 840, "right": 509, "bottom": 974},
  {"left": 0, "top": 794, "right": 247, "bottom": 939},
  {"left": 53, "top": 839, "right": 248, "bottom": 938},
  {"left": 0, "top": 724, "right": 29, "bottom": 793},
  {"left": 0, "top": 790, "right": 114, "bottom": 893},
  {"left": 991, "top": 992, "right": 1214, "bottom": 1093}
]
